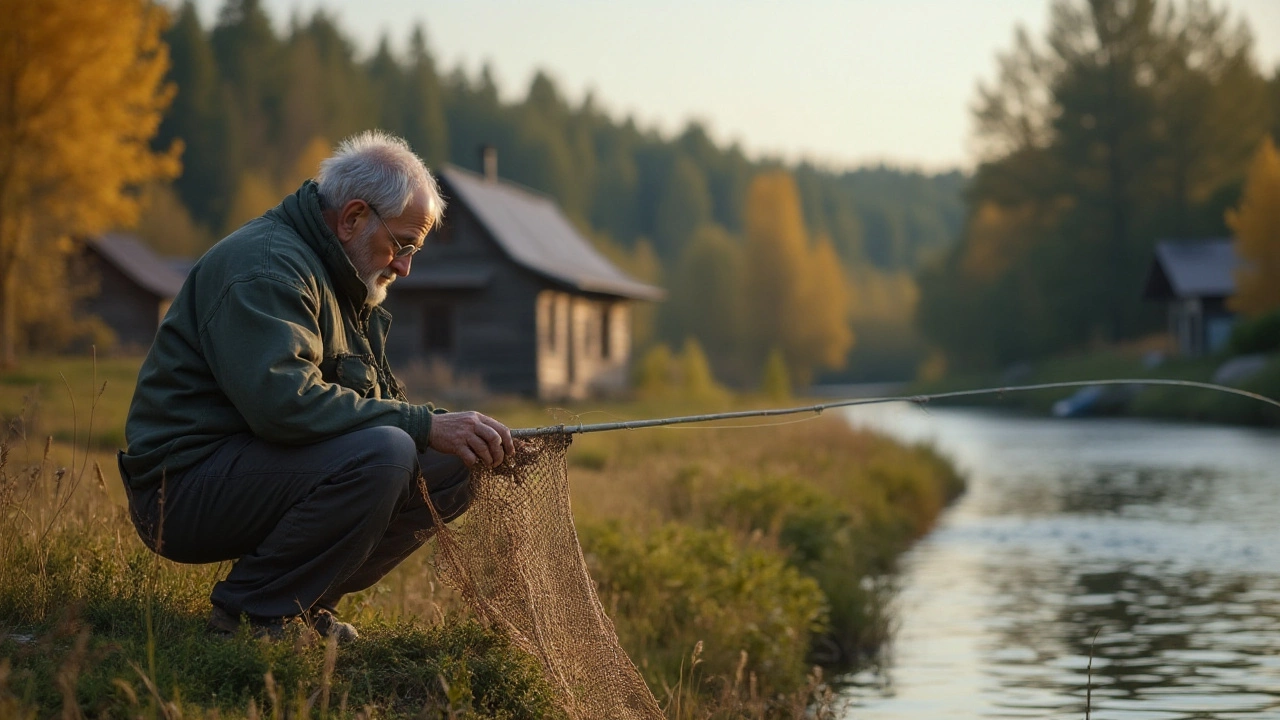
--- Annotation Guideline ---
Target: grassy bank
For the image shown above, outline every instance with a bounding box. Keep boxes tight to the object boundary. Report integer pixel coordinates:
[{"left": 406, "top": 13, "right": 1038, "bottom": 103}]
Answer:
[{"left": 1, "top": 357, "right": 964, "bottom": 718}]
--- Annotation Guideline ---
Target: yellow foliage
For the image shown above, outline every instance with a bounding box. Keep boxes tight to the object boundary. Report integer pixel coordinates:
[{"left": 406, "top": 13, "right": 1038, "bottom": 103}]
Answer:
[
  {"left": 960, "top": 202, "right": 1037, "bottom": 281},
  {"left": 0, "top": 0, "right": 180, "bottom": 362},
  {"left": 744, "top": 172, "right": 854, "bottom": 386},
  {"left": 1228, "top": 137, "right": 1280, "bottom": 317},
  {"left": 745, "top": 172, "right": 810, "bottom": 349},
  {"left": 847, "top": 267, "right": 919, "bottom": 323},
  {"left": 799, "top": 236, "right": 854, "bottom": 372},
  {"left": 916, "top": 349, "right": 948, "bottom": 383}
]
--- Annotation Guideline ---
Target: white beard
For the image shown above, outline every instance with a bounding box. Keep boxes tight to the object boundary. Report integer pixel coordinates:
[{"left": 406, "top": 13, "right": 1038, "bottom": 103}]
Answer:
[
  {"left": 362, "top": 268, "right": 396, "bottom": 306},
  {"left": 347, "top": 226, "right": 395, "bottom": 306}
]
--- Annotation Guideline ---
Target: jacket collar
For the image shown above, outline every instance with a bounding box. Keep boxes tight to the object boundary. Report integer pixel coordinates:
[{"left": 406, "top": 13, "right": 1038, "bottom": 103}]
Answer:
[{"left": 274, "top": 180, "right": 370, "bottom": 308}]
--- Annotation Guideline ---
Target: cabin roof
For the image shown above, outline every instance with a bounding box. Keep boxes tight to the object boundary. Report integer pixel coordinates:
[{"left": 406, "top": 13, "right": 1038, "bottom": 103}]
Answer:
[
  {"left": 1143, "top": 238, "right": 1239, "bottom": 301},
  {"left": 439, "top": 165, "right": 664, "bottom": 301},
  {"left": 86, "top": 233, "right": 187, "bottom": 298}
]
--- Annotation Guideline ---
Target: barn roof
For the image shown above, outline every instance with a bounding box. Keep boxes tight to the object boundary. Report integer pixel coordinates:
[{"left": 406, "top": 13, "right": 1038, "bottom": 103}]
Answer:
[
  {"left": 1143, "top": 238, "right": 1240, "bottom": 301},
  {"left": 439, "top": 166, "right": 664, "bottom": 301},
  {"left": 86, "top": 233, "right": 187, "bottom": 298}
]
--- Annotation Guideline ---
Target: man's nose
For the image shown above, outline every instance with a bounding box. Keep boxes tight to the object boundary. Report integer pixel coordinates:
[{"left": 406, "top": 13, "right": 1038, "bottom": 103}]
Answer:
[{"left": 389, "top": 254, "right": 413, "bottom": 277}]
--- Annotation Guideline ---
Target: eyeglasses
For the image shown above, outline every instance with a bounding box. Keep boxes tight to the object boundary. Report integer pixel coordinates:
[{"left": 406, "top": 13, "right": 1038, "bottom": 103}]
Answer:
[{"left": 366, "top": 202, "right": 421, "bottom": 259}]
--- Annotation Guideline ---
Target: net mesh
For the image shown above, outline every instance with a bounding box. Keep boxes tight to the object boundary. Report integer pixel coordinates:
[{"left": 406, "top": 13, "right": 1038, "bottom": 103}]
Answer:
[{"left": 428, "top": 434, "right": 664, "bottom": 720}]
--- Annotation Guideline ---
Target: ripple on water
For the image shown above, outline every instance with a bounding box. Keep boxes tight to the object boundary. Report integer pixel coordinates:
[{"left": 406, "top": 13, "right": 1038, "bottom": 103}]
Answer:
[
  {"left": 1159, "top": 648, "right": 1247, "bottom": 664},
  {"left": 1130, "top": 689, "right": 1278, "bottom": 713},
  {"left": 1084, "top": 710, "right": 1189, "bottom": 720}
]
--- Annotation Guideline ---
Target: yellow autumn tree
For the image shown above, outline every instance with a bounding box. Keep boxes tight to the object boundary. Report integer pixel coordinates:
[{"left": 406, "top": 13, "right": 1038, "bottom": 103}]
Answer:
[
  {"left": 1228, "top": 137, "right": 1280, "bottom": 316},
  {"left": 744, "top": 172, "right": 853, "bottom": 386},
  {"left": 0, "top": 0, "right": 180, "bottom": 363},
  {"left": 798, "top": 235, "right": 854, "bottom": 371}
]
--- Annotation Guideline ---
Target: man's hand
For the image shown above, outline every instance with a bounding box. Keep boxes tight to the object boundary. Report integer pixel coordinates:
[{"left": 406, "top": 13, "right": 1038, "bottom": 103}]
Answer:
[{"left": 427, "top": 411, "right": 515, "bottom": 468}]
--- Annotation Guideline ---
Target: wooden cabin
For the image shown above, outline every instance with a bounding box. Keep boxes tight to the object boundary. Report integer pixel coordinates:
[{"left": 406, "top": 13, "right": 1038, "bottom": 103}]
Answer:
[
  {"left": 79, "top": 233, "right": 188, "bottom": 352},
  {"left": 382, "top": 163, "right": 663, "bottom": 399},
  {"left": 1142, "top": 238, "right": 1239, "bottom": 357}
]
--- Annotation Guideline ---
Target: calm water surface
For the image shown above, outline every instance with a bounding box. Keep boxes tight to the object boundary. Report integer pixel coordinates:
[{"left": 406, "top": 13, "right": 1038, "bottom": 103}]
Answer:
[{"left": 839, "top": 405, "right": 1280, "bottom": 720}]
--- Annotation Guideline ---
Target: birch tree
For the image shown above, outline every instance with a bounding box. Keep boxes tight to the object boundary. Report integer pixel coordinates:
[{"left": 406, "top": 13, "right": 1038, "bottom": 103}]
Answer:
[{"left": 0, "top": 0, "right": 179, "bottom": 363}]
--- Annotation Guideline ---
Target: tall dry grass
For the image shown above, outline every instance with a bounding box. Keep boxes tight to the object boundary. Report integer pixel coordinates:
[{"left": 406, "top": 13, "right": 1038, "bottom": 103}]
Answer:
[{"left": 1, "top": 359, "right": 964, "bottom": 718}]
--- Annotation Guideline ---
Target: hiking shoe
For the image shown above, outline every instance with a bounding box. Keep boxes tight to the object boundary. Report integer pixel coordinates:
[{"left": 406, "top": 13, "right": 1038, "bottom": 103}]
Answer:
[
  {"left": 207, "top": 605, "right": 287, "bottom": 640},
  {"left": 309, "top": 608, "right": 359, "bottom": 644}
]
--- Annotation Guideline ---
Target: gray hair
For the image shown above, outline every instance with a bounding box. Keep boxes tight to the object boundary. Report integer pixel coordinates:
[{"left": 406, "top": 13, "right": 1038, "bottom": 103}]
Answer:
[{"left": 316, "top": 130, "right": 445, "bottom": 225}]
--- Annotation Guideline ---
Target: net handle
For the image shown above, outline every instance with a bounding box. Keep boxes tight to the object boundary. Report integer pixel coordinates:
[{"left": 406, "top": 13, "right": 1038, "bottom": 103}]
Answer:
[{"left": 510, "top": 378, "right": 1280, "bottom": 438}]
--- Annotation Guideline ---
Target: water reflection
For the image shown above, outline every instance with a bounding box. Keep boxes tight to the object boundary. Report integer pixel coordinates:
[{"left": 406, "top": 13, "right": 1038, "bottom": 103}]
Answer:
[{"left": 839, "top": 405, "right": 1280, "bottom": 719}]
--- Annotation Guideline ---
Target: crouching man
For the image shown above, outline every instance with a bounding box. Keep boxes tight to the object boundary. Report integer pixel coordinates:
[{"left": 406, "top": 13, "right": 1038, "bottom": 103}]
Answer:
[{"left": 119, "top": 130, "right": 512, "bottom": 642}]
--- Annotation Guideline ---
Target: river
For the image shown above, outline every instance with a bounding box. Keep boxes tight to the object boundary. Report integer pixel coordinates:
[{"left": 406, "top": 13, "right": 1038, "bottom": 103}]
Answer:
[{"left": 838, "top": 404, "right": 1280, "bottom": 720}]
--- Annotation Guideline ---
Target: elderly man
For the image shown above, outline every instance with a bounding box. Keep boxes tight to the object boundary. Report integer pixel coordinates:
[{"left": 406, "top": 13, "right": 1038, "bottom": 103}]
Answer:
[{"left": 119, "top": 130, "right": 513, "bottom": 642}]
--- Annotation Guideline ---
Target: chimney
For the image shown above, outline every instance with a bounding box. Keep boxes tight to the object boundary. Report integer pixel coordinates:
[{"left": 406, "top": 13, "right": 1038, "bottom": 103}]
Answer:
[{"left": 480, "top": 145, "right": 498, "bottom": 182}]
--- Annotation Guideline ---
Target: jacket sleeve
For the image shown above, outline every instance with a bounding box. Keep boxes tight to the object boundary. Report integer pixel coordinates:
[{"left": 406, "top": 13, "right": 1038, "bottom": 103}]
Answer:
[{"left": 198, "top": 274, "right": 435, "bottom": 450}]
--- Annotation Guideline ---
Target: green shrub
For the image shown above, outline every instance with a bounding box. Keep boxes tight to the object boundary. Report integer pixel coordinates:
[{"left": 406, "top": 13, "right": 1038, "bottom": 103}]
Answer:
[
  {"left": 679, "top": 338, "right": 729, "bottom": 403},
  {"left": 707, "top": 475, "right": 892, "bottom": 662},
  {"left": 634, "top": 344, "right": 675, "bottom": 398},
  {"left": 1229, "top": 309, "right": 1280, "bottom": 355},
  {"left": 580, "top": 520, "right": 827, "bottom": 697},
  {"left": 761, "top": 348, "right": 792, "bottom": 401}
]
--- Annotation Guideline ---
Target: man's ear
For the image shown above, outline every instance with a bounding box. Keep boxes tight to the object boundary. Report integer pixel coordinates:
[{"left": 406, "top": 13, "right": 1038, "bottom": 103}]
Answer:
[{"left": 334, "top": 199, "right": 367, "bottom": 245}]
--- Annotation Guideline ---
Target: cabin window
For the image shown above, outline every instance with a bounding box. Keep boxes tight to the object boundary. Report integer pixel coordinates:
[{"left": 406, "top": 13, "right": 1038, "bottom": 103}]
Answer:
[
  {"left": 543, "top": 294, "right": 558, "bottom": 352},
  {"left": 423, "top": 303, "right": 454, "bottom": 354},
  {"left": 600, "top": 305, "right": 612, "bottom": 359}
]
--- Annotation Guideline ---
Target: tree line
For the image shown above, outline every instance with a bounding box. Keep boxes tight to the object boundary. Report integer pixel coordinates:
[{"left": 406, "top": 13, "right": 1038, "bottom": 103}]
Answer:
[
  {"left": 142, "top": 0, "right": 965, "bottom": 387},
  {"left": 917, "top": 0, "right": 1280, "bottom": 374}
]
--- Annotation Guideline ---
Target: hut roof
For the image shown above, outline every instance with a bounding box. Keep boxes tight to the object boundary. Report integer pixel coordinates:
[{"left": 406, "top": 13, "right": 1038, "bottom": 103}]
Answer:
[{"left": 439, "top": 166, "right": 664, "bottom": 301}]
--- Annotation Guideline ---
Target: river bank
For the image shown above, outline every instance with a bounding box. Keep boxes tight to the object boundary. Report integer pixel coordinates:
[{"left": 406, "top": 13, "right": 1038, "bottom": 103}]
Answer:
[{"left": 0, "top": 357, "right": 964, "bottom": 718}]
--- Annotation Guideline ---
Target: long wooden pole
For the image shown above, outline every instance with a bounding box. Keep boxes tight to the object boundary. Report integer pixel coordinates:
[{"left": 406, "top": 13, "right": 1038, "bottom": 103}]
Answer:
[{"left": 511, "top": 379, "right": 1280, "bottom": 438}]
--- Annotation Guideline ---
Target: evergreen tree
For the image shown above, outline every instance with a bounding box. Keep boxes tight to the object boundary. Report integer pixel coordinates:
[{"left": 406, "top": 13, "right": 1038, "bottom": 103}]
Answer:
[
  {"left": 157, "top": 1, "right": 227, "bottom": 228},
  {"left": 920, "top": 0, "right": 1271, "bottom": 371},
  {"left": 401, "top": 26, "right": 450, "bottom": 166},
  {"left": 663, "top": 225, "right": 746, "bottom": 382},
  {"left": 652, "top": 155, "right": 713, "bottom": 262}
]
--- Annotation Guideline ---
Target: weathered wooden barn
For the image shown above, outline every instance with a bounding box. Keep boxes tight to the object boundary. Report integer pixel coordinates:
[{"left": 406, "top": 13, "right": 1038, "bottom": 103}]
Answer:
[
  {"left": 79, "top": 233, "right": 188, "bottom": 352},
  {"left": 1142, "top": 238, "right": 1239, "bottom": 357},
  {"left": 382, "top": 163, "right": 662, "bottom": 399}
]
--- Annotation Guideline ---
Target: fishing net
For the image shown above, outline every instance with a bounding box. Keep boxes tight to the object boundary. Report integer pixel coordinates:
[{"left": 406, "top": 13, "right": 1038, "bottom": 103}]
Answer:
[{"left": 427, "top": 433, "right": 664, "bottom": 720}]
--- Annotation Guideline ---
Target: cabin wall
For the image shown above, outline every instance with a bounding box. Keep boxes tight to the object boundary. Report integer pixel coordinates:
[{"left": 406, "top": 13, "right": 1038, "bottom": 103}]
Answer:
[
  {"left": 81, "top": 250, "right": 165, "bottom": 351},
  {"left": 536, "top": 291, "right": 631, "bottom": 399},
  {"left": 385, "top": 181, "right": 637, "bottom": 399},
  {"left": 384, "top": 201, "right": 541, "bottom": 395}
]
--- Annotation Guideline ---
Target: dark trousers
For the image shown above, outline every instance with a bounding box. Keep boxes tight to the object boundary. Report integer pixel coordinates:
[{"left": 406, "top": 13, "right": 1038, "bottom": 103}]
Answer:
[{"left": 122, "top": 426, "right": 470, "bottom": 618}]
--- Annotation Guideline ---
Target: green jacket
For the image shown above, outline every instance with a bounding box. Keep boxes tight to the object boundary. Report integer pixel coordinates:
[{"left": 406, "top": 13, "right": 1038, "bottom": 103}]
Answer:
[{"left": 121, "top": 181, "right": 438, "bottom": 490}]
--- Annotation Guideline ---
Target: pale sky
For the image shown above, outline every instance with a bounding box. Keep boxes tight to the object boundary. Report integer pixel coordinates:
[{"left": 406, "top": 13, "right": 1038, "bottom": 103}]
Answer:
[{"left": 192, "top": 0, "right": 1280, "bottom": 172}]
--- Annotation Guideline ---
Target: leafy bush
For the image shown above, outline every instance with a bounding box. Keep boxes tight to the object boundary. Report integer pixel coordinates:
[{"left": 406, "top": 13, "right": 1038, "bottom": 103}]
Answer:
[
  {"left": 707, "top": 472, "right": 917, "bottom": 663},
  {"left": 761, "top": 348, "right": 792, "bottom": 400},
  {"left": 580, "top": 520, "right": 827, "bottom": 697},
  {"left": 1229, "top": 309, "right": 1280, "bottom": 355}
]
